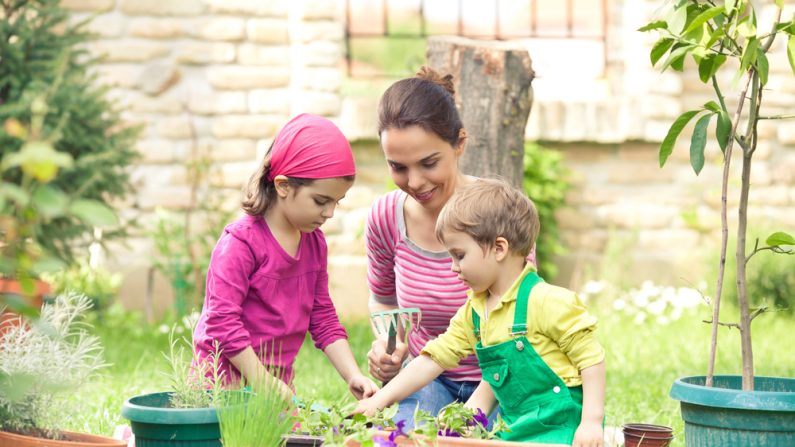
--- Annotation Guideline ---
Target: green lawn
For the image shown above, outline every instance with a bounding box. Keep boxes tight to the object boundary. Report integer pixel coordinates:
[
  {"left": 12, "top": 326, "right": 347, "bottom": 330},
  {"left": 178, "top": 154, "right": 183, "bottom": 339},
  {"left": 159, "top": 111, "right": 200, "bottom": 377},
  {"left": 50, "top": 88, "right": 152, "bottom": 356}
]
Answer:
[{"left": 63, "top": 305, "right": 794, "bottom": 447}]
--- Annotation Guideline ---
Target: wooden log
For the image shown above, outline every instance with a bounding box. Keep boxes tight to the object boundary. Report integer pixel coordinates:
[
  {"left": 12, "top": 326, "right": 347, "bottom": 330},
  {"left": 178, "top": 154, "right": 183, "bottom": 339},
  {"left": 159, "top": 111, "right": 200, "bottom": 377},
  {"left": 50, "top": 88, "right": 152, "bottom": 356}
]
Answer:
[{"left": 426, "top": 36, "right": 534, "bottom": 189}]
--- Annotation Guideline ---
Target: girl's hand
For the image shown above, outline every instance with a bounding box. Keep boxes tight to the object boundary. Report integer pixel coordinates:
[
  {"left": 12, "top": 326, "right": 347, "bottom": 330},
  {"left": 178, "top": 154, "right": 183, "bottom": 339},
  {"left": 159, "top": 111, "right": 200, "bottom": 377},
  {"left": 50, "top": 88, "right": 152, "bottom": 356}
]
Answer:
[
  {"left": 572, "top": 420, "right": 603, "bottom": 447},
  {"left": 367, "top": 339, "right": 408, "bottom": 382},
  {"left": 348, "top": 373, "right": 379, "bottom": 400}
]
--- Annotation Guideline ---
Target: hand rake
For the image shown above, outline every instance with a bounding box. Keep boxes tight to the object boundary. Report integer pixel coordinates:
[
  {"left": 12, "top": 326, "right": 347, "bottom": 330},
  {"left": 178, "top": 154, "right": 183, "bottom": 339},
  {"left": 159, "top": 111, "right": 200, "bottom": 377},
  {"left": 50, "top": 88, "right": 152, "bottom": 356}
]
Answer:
[{"left": 369, "top": 307, "right": 421, "bottom": 384}]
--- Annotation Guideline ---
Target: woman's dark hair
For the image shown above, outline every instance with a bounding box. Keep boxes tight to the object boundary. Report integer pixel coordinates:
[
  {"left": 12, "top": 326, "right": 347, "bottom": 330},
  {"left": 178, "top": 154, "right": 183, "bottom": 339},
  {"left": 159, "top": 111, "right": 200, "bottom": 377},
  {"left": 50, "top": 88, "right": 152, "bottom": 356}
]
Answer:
[
  {"left": 377, "top": 66, "right": 463, "bottom": 147},
  {"left": 242, "top": 143, "right": 354, "bottom": 216}
]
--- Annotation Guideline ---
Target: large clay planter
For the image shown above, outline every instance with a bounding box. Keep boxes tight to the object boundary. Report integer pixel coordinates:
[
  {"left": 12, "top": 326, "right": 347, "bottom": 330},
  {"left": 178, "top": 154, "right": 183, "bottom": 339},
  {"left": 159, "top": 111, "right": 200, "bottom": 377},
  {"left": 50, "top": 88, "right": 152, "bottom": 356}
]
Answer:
[
  {"left": 0, "top": 430, "right": 126, "bottom": 447},
  {"left": 670, "top": 375, "right": 795, "bottom": 446}
]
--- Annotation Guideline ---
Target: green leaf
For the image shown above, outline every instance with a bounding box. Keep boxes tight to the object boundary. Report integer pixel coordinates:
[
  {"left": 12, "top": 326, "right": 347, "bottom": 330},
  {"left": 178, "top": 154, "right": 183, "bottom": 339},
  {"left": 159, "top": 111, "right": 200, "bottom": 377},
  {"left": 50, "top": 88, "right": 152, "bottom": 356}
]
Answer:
[
  {"left": 31, "top": 256, "right": 67, "bottom": 274},
  {"left": 660, "top": 44, "right": 695, "bottom": 72},
  {"left": 651, "top": 38, "right": 675, "bottom": 66},
  {"left": 684, "top": 6, "right": 725, "bottom": 35},
  {"left": 757, "top": 51, "right": 769, "bottom": 86},
  {"left": 0, "top": 183, "right": 29, "bottom": 206},
  {"left": 775, "top": 0, "right": 783, "bottom": 8},
  {"left": 737, "top": 20, "right": 757, "bottom": 38},
  {"left": 716, "top": 110, "right": 732, "bottom": 152},
  {"left": 788, "top": 35, "right": 795, "bottom": 77},
  {"left": 706, "top": 26, "right": 726, "bottom": 48},
  {"left": 704, "top": 101, "right": 721, "bottom": 113},
  {"left": 766, "top": 231, "right": 795, "bottom": 247},
  {"left": 669, "top": 6, "right": 688, "bottom": 34},
  {"left": 725, "top": 0, "right": 736, "bottom": 15},
  {"left": 31, "top": 185, "right": 68, "bottom": 218},
  {"left": 698, "top": 55, "right": 716, "bottom": 83},
  {"left": 2, "top": 141, "right": 73, "bottom": 183},
  {"left": 740, "top": 37, "right": 759, "bottom": 72},
  {"left": 660, "top": 110, "right": 701, "bottom": 167},
  {"left": 690, "top": 113, "right": 712, "bottom": 174},
  {"left": 69, "top": 199, "right": 118, "bottom": 227},
  {"left": 638, "top": 20, "right": 668, "bottom": 32}
]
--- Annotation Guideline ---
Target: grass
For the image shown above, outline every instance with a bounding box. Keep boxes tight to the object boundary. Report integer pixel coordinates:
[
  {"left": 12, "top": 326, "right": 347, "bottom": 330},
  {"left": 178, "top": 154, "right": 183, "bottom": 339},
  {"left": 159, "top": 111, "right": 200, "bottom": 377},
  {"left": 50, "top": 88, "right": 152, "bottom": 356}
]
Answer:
[{"left": 60, "top": 305, "right": 794, "bottom": 447}]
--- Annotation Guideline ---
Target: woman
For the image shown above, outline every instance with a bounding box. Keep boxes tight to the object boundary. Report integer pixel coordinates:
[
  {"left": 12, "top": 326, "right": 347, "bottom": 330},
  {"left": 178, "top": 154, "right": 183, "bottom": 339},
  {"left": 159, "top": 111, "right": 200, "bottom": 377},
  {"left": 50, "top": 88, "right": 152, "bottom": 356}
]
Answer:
[{"left": 365, "top": 66, "right": 534, "bottom": 427}]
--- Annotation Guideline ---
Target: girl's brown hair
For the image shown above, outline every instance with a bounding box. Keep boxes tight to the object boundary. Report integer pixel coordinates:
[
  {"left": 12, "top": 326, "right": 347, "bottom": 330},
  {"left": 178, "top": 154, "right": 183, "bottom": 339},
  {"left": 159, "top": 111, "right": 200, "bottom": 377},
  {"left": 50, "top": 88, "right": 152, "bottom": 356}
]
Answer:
[{"left": 377, "top": 66, "right": 463, "bottom": 147}]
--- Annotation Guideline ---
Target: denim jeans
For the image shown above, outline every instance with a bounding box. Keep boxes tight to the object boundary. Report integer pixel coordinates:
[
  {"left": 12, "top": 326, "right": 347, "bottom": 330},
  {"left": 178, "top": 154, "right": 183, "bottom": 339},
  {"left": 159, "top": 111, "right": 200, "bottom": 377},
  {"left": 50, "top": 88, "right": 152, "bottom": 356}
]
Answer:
[{"left": 393, "top": 374, "right": 500, "bottom": 431}]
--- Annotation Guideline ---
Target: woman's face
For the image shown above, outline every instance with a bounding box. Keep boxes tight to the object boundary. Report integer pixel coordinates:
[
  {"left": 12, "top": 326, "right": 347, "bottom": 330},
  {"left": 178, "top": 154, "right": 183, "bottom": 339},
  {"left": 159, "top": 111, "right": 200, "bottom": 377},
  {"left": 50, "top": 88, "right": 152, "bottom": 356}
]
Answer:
[{"left": 380, "top": 125, "right": 465, "bottom": 212}]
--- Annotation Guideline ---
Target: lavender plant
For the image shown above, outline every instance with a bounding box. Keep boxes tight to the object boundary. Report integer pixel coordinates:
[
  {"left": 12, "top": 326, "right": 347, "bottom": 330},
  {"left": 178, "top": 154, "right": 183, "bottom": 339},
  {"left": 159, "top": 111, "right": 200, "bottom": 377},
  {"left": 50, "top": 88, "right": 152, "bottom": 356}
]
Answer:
[{"left": 0, "top": 293, "right": 106, "bottom": 439}]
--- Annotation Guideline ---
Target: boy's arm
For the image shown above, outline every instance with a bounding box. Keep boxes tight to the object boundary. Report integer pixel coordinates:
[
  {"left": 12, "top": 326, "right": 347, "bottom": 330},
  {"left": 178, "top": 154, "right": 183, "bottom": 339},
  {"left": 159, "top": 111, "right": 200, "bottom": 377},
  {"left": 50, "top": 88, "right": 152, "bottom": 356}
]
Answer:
[
  {"left": 464, "top": 380, "right": 498, "bottom": 415},
  {"left": 572, "top": 360, "right": 606, "bottom": 447},
  {"left": 353, "top": 354, "right": 444, "bottom": 416},
  {"left": 323, "top": 338, "right": 379, "bottom": 399}
]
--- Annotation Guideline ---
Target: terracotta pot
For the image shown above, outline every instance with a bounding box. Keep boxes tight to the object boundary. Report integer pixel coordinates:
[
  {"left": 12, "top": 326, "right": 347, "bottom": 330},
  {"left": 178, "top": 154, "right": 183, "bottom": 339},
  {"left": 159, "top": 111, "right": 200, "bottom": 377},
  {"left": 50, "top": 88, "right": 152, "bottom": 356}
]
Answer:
[
  {"left": 347, "top": 430, "right": 565, "bottom": 446},
  {"left": 622, "top": 424, "right": 673, "bottom": 447},
  {"left": 0, "top": 430, "right": 126, "bottom": 447}
]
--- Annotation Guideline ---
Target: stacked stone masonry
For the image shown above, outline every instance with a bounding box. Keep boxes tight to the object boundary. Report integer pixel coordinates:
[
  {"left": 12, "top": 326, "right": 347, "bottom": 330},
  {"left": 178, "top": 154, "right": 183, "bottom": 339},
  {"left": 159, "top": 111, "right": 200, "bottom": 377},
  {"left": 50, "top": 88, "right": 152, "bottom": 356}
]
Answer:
[{"left": 62, "top": 0, "right": 795, "bottom": 318}]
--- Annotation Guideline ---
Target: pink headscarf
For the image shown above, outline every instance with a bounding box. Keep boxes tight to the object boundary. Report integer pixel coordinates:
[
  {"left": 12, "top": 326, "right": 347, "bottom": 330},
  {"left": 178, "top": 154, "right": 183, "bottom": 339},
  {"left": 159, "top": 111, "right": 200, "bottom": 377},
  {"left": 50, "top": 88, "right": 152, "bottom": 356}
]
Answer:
[{"left": 267, "top": 114, "right": 355, "bottom": 181}]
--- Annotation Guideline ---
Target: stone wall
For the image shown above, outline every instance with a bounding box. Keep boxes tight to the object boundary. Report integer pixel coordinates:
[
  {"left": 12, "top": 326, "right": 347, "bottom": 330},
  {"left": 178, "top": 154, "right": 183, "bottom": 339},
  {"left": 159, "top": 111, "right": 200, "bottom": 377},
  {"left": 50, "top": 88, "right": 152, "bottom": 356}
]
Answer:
[{"left": 61, "top": 0, "right": 795, "bottom": 319}]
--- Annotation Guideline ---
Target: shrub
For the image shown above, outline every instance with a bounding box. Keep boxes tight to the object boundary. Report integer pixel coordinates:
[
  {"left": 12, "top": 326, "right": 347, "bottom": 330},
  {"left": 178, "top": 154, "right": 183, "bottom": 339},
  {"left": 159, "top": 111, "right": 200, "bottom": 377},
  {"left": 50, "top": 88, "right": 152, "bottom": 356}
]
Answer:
[
  {"left": 522, "top": 142, "right": 570, "bottom": 280},
  {"left": 0, "top": 0, "right": 138, "bottom": 266}
]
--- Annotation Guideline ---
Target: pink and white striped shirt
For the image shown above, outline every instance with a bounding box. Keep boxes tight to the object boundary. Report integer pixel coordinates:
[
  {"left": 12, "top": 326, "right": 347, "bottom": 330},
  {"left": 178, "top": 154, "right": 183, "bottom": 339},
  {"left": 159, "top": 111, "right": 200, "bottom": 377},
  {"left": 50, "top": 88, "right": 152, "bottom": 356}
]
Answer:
[{"left": 366, "top": 190, "right": 481, "bottom": 381}]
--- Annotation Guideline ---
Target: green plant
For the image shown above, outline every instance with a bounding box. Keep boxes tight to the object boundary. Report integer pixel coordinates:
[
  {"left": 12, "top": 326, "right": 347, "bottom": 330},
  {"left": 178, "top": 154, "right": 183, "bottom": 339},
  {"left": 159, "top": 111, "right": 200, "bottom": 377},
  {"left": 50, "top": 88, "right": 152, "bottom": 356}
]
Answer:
[
  {"left": 218, "top": 376, "right": 295, "bottom": 447},
  {"left": 0, "top": 292, "right": 106, "bottom": 439},
  {"left": 411, "top": 402, "right": 507, "bottom": 441},
  {"left": 160, "top": 326, "right": 224, "bottom": 409},
  {"left": 641, "top": 0, "right": 795, "bottom": 390},
  {"left": 0, "top": 0, "right": 138, "bottom": 273},
  {"left": 41, "top": 258, "right": 122, "bottom": 314},
  {"left": 148, "top": 150, "right": 235, "bottom": 316},
  {"left": 522, "top": 142, "right": 570, "bottom": 280}
]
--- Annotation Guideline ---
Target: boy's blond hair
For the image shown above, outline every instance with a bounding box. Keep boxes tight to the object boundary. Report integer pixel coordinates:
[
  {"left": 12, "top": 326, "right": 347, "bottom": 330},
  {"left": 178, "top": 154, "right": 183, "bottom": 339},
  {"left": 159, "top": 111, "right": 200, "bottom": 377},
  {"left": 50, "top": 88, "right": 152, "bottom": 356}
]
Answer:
[{"left": 435, "top": 178, "right": 540, "bottom": 256}]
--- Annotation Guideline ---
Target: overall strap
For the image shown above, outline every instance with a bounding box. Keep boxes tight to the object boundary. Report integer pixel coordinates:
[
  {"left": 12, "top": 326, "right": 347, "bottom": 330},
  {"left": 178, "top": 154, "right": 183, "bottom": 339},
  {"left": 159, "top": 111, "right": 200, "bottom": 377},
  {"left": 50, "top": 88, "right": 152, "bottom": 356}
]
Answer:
[
  {"left": 510, "top": 271, "right": 543, "bottom": 336},
  {"left": 472, "top": 270, "right": 544, "bottom": 340}
]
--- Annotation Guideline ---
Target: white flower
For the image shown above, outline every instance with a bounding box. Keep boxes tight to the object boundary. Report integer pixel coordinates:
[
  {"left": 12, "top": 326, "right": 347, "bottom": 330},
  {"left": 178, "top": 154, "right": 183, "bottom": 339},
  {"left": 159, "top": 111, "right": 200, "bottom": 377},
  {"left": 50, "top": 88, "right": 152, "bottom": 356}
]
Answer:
[
  {"left": 613, "top": 298, "right": 627, "bottom": 311},
  {"left": 634, "top": 312, "right": 647, "bottom": 324},
  {"left": 656, "top": 315, "right": 670, "bottom": 325},
  {"left": 632, "top": 290, "right": 650, "bottom": 308},
  {"left": 583, "top": 280, "right": 607, "bottom": 295},
  {"left": 648, "top": 299, "right": 667, "bottom": 315},
  {"left": 159, "top": 324, "right": 170, "bottom": 334}
]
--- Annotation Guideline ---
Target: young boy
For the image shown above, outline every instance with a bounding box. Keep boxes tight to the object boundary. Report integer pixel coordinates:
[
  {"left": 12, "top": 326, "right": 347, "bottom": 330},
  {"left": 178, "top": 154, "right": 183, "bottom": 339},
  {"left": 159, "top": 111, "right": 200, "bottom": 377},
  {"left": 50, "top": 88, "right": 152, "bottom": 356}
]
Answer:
[{"left": 354, "top": 178, "right": 605, "bottom": 446}]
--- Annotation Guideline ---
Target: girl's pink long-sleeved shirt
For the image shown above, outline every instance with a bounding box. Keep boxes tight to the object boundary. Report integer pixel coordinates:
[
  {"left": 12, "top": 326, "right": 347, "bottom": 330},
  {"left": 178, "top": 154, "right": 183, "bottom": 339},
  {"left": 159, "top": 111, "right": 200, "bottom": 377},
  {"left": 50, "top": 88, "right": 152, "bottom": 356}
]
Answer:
[{"left": 193, "top": 214, "right": 347, "bottom": 385}]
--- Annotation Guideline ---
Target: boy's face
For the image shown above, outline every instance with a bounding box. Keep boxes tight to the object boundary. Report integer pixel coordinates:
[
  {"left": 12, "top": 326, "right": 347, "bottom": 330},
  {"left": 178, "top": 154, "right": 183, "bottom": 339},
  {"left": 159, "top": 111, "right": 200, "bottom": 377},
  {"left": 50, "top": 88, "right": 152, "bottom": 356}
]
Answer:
[{"left": 442, "top": 230, "right": 499, "bottom": 294}]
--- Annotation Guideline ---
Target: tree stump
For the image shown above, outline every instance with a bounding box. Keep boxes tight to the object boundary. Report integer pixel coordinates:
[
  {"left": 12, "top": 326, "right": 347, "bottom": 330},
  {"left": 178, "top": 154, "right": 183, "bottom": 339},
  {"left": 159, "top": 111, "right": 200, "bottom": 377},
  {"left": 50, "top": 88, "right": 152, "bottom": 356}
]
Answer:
[{"left": 426, "top": 36, "right": 534, "bottom": 189}]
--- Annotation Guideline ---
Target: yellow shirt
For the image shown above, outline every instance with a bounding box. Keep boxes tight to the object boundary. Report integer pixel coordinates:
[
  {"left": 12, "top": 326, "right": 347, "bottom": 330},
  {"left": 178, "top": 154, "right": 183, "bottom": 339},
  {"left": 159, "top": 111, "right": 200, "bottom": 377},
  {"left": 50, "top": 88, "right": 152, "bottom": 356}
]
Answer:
[{"left": 421, "top": 264, "right": 605, "bottom": 387}]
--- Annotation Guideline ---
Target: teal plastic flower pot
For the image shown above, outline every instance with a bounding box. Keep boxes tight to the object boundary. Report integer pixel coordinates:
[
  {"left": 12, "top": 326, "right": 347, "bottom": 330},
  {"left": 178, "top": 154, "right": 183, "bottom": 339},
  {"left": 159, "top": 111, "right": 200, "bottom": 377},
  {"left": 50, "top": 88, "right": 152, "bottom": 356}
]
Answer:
[
  {"left": 670, "top": 375, "right": 795, "bottom": 447},
  {"left": 121, "top": 392, "right": 222, "bottom": 447}
]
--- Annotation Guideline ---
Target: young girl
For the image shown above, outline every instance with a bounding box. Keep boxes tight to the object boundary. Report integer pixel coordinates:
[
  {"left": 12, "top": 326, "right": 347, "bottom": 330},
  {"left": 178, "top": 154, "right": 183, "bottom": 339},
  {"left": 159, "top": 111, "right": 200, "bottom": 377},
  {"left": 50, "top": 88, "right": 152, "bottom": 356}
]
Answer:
[{"left": 193, "top": 113, "right": 378, "bottom": 400}]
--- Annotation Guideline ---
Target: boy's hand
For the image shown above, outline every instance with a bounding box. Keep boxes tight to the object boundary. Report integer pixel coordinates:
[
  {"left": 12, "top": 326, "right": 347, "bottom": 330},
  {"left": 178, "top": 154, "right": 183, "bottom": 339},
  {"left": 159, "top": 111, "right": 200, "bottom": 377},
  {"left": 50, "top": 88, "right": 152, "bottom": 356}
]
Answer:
[
  {"left": 352, "top": 396, "right": 381, "bottom": 417},
  {"left": 572, "top": 420, "right": 603, "bottom": 447},
  {"left": 348, "top": 372, "right": 379, "bottom": 399},
  {"left": 367, "top": 339, "right": 408, "bottom": 382}
]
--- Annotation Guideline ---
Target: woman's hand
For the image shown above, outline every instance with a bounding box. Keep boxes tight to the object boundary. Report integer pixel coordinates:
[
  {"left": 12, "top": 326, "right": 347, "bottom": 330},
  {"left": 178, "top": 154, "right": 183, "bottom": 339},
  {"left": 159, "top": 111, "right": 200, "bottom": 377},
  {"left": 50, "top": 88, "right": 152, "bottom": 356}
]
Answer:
[
  {"left": 348, "top": 372, "right": 379, "bottom": 399},
  {"left": 367, "top": 338, "right": 408, "bottom": 382}
]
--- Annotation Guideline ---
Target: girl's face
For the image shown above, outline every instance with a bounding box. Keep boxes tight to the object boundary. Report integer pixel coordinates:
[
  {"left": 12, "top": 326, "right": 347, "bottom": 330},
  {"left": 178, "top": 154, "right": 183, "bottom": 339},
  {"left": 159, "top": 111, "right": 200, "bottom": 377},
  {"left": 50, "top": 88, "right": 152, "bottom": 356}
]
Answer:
[
  {"left": 442, "top": 230, "right": 498, "bottom": 294},
  {"left": 276, "top": 177, "right": 354, "bottom": 233},
  {"left": 380, "top": 126, "right": 465, "bottom": 212}
]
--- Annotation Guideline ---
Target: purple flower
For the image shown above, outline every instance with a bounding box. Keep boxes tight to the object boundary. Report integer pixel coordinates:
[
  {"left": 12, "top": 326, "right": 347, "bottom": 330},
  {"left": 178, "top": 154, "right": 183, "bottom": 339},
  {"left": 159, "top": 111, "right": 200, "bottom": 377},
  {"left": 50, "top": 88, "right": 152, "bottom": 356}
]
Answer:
[
  {"left": 472, "top": 408, "right": 489, "bottom": 427},
  {"left": 374, "top": 436, "right": 397, "bottom": 447},
  {"left": 390, "top": 420, "right": 407, "bottom": 441},
  {"left": 438, "top": 428, "right": 462, "bottom": 437}
]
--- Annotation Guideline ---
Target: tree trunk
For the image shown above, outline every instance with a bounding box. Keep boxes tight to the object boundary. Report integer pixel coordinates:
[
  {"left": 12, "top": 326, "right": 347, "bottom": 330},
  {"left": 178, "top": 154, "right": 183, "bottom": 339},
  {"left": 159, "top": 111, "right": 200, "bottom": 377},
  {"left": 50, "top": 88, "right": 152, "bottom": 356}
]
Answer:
[{"left": 426, "top": 36, "right": 535, "bottom": 189}]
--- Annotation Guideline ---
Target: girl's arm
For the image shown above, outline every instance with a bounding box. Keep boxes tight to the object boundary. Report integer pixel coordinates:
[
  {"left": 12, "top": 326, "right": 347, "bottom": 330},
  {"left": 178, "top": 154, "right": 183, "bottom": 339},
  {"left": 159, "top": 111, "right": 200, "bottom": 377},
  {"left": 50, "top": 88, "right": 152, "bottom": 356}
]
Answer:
[
  {"left": 323, "top": 338, "right": 379, "bottom": 399},
  {"left": 229, "top": 346, "right": 293, "bottom": 399},
  {"left": 572, "top": 360, "right": 606, "bottom": 447},
  {"left": 354, "top": 354, "right": 444, "bottom": 416},
  {"left": 465, "top": 380, "right": 498, "bottom": 415}
]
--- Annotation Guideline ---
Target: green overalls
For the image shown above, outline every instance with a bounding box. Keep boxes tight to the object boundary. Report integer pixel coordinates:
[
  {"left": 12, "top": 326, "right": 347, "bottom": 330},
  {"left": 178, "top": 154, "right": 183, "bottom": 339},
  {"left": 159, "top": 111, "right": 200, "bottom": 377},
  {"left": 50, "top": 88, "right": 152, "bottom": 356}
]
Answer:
[{"left": 473, "top": 272, "right": 584, "bottom": 445}]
